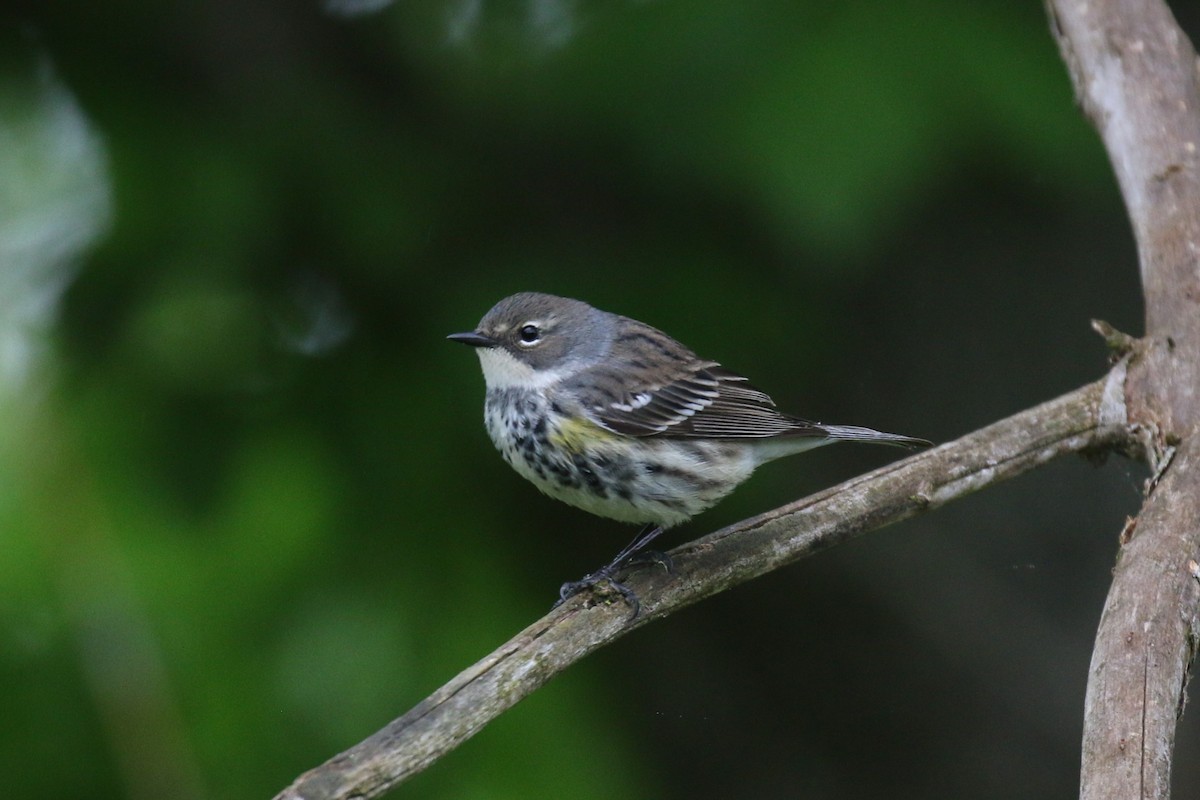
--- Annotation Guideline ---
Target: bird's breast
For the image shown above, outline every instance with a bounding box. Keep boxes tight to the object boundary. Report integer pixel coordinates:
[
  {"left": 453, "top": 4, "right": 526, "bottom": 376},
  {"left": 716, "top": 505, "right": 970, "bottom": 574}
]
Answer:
[{"left": 481, "top": 388, "right": 758, "bottom": 527}]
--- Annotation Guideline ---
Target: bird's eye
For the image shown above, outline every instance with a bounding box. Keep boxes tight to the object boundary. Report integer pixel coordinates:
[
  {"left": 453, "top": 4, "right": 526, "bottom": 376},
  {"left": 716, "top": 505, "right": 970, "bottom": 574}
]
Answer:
[{"left": 518, "top": 324, "right": 541, "bottom": 345}]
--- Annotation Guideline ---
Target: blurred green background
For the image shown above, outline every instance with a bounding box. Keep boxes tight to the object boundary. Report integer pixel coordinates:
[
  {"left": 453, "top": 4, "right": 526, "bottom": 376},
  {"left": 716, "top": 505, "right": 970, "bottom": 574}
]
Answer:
[{"left": 3, "top": 1, "right": 1197, "bottom": 798}]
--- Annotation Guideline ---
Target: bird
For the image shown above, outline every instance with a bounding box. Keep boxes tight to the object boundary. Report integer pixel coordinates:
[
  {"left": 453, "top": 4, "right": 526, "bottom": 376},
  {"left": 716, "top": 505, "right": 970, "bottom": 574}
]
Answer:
[{"left": 449, "top": 292, "right": 929, "bottom": 615}]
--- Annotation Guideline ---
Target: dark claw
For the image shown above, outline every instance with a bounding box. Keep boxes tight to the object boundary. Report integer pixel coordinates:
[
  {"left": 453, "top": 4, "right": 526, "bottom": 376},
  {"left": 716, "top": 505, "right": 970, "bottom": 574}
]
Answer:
[
  {"left": 554, "top": 575, "right": 641, "bottom": 619},
  {"left": 551, "top": 524, "right": 667, "bottom": 620}
]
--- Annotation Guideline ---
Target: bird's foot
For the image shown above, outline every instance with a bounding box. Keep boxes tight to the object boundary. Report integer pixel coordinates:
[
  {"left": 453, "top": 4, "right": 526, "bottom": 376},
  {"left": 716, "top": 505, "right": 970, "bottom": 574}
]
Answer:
[
  {"left": 555, "top": 570, "right": 642, "bottom": 619},
  {"left": 552, "top": 525, "right": 668, "bottom": 619}
]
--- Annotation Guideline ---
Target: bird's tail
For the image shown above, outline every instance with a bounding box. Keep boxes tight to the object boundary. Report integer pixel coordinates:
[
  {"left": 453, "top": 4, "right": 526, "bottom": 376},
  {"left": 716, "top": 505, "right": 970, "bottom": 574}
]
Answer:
[
  {"left": 817, "top": 424, "right": 931, "bottom": 449},
  {"left": 749, "top": 423, "right": 931, "bottom": 465}
]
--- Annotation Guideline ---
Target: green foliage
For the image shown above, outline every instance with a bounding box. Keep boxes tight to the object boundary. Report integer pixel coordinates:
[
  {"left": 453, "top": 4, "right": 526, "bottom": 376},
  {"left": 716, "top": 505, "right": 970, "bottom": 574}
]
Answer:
[{"left": 0, "top": 2, "right": 1133, "bottom": 799}]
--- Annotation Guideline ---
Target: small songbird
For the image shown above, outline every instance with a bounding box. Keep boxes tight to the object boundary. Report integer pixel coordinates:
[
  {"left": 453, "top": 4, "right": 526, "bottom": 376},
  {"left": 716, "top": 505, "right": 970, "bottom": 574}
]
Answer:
[{"left": 449, "top": 292, "right": 929, "bottom": 614}]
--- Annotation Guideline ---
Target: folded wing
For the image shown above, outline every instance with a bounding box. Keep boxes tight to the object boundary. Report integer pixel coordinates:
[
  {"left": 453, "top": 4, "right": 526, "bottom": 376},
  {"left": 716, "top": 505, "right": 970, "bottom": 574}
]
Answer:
[{"left": 585, "top": 361, "right": 827, "bottom": 440}]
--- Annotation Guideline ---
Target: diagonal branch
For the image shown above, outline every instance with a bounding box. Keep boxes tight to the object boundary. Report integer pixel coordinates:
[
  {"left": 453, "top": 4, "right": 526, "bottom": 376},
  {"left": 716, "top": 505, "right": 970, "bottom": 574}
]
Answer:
[{"left": 273, "top": 369, "right": 1131, "bottom": 800}]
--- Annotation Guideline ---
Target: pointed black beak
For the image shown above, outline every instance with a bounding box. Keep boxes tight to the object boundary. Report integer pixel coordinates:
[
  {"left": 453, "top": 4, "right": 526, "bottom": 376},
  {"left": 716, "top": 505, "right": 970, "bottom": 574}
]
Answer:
[{"left": 447, "top": 331, "right": 498, "bottom": 348}]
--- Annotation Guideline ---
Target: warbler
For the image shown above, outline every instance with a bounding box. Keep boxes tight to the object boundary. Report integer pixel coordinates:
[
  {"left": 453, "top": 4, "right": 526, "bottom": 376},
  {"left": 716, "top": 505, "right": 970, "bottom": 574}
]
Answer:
[{"left": 449, "top": 292, "right": 929, "bottom": 614}]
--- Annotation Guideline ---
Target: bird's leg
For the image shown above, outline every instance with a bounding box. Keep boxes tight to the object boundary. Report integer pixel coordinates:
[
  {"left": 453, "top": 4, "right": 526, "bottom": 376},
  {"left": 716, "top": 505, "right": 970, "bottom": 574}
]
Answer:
[
  {"left": 604, "top": 523, "right": 668, "bottom": 572},
  {"left": 554, "top": 524, "right": 668, "bottom": 619}
]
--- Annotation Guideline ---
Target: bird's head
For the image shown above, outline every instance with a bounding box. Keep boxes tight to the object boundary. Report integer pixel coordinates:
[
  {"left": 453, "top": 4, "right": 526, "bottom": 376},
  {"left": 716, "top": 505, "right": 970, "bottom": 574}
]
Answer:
[{"left": 448, "top": 292, "right": 614, "bottom": 390}]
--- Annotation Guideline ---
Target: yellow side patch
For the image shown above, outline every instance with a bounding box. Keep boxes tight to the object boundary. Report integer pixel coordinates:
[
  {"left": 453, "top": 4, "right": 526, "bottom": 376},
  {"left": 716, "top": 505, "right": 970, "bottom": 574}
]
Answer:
[{"left": 548, "top": 416, "right": 615, "bottom": 454}]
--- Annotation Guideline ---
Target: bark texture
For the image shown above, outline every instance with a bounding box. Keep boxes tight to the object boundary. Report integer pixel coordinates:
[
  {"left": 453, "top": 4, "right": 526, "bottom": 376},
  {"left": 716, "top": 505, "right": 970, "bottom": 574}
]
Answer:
[
  {"left": 274, "top": 378, "right": 1128, "bottom": 800},
  {"left": 1047, "top": 1, "right": 1200, "bottom": 797}
]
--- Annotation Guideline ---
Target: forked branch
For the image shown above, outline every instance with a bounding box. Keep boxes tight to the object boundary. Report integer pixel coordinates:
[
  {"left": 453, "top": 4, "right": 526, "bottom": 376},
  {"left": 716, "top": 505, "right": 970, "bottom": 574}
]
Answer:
[
  {"left": 1047, "top": 1, "right": 1200, "bottom": 798},
  {"left": 274, "top": 370, "right": 1131, "bottom": 800}
]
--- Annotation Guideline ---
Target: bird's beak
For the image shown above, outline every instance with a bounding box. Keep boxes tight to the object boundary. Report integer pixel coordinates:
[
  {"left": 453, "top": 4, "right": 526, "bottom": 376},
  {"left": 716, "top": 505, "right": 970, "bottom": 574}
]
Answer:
[{"left": 447, "top": 331, "right": 498, "bottom": 348}]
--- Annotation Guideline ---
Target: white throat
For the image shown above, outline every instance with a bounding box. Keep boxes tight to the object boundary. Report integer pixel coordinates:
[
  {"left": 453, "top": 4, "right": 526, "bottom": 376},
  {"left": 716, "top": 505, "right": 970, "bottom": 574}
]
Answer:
[{"left": 475, "top": 347, "right": 566, "bottom": 391}]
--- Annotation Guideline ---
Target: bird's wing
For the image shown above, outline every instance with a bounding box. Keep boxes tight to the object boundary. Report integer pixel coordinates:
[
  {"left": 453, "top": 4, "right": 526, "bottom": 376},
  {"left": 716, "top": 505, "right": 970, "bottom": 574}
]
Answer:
[{"left": 576, "top": 360, "right": 825, "bottom": 440}]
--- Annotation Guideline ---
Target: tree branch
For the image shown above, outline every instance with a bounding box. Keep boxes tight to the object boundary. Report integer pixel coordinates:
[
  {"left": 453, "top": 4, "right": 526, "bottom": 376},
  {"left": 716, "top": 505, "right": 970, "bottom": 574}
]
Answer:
[
  {"left": 274, "top": 370, "right": 1130, "bottom": 800},
  {"left": 275, "top": 4, "right": 1200, "bottom": 796},
  {"left": 1046, "top": 1, "right": 1200, "bottom": 797}
]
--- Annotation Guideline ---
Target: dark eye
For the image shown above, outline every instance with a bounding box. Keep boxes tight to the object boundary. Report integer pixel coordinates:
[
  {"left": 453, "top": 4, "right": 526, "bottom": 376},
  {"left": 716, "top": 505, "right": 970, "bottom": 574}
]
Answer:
[{"left": 518, "top": 324, "right": 541, "bottom": 344}]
